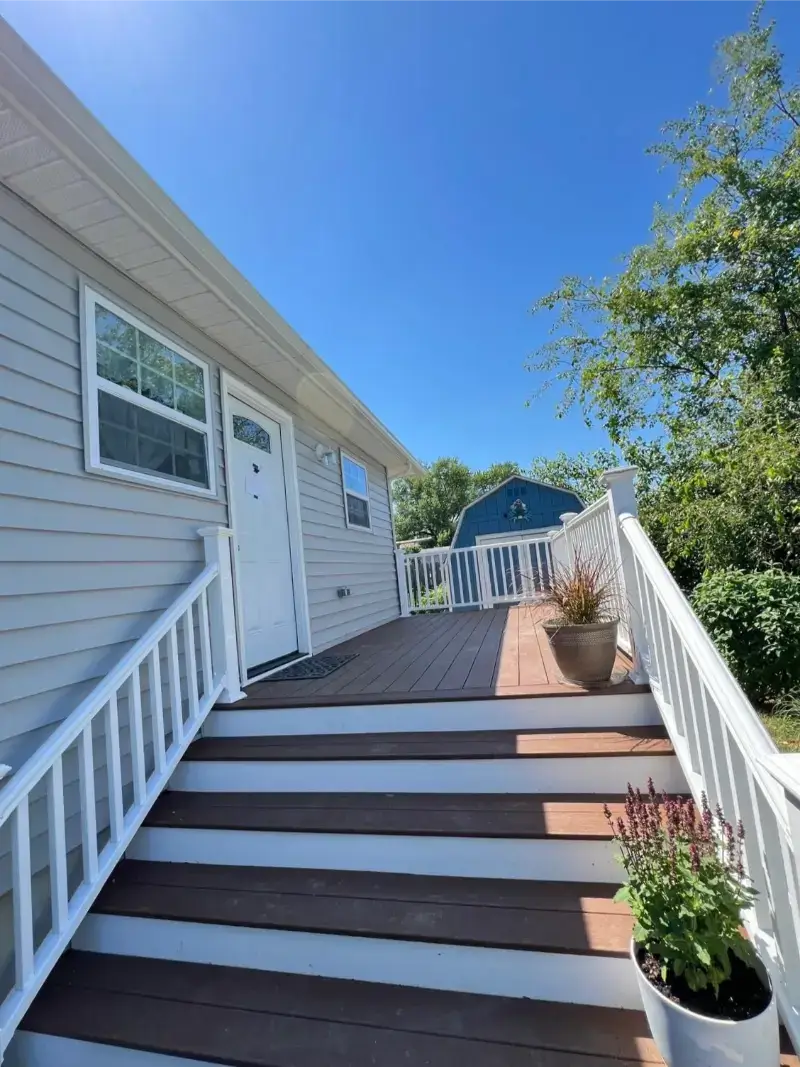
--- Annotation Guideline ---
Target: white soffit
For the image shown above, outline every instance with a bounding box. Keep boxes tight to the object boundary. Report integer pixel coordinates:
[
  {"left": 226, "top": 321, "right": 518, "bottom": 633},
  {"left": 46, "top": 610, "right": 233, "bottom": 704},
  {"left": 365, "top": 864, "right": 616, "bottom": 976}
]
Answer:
[{"left": 0, "top": 19, "right": 423, "bottom": 478}]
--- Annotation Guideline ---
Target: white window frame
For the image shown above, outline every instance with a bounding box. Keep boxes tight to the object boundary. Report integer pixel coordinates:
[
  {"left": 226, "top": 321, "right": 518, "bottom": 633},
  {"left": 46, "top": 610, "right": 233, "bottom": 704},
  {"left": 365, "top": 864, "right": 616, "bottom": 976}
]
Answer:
[
  {"left": 81, "top": 284, "right": 217, "bottom": 497},
  {"left": 340, "top": 450, "right": 372, "bottom": 532}
]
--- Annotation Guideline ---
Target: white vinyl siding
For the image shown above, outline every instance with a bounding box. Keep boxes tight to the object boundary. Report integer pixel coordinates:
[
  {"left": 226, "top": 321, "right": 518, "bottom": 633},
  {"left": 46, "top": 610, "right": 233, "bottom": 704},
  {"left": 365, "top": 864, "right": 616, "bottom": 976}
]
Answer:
[{"left": 0, "top": 182, "right": 401, "bottom": 779}]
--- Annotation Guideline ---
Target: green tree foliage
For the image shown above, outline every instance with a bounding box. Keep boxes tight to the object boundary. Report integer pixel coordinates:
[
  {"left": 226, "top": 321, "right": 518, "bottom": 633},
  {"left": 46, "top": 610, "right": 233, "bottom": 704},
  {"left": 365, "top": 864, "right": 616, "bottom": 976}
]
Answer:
[
  {"left": 529, "top": 5, "right": 800, "bottom": 443},
  {"left": 693, "top": 569, "right": 800, "bottom": 706},
  {"left": 393, "top": 458, "right": 522, "bottom": 547},
  {"left": 472, "top": 461, "right": 523, "bottom": 496},
  {"left": 529, "top": 448, "right": 621, "bottom": 504},
  {"left": 638, "top": 385, "right": 800, "bottom": 588}
]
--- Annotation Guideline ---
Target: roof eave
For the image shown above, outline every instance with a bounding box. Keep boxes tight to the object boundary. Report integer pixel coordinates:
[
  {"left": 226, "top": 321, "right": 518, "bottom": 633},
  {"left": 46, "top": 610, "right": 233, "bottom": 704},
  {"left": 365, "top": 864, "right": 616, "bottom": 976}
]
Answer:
[{"left": 0, "top": 18, "right": 424, "bottom": 479}]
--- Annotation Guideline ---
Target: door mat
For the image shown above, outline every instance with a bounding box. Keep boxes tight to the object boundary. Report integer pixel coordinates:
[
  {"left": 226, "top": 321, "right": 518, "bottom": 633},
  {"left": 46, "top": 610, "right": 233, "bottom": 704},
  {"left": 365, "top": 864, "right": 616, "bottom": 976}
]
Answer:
[{"left": 267, "top": 652, "right": 358, "bottom": 681}]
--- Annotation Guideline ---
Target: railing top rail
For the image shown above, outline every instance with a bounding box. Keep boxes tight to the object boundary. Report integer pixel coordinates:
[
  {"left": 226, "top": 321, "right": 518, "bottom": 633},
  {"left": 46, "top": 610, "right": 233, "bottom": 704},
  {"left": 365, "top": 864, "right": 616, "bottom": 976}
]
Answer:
[
  {"left": 565, "top": 494, "right": 609, "bottom": 525},
  {"left": 0, "top": 561, "right": 220, "bottom": 823},
  {"left": 619, "top": 513, "right": 777, "bottom": 766},
  {"left": 402, "top": 534, "right": 554, "bottom": 559}
]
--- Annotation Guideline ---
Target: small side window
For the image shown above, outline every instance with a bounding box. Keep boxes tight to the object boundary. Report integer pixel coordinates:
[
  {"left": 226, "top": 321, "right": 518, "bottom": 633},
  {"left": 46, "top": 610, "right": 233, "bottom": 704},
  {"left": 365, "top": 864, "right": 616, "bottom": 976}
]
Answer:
[{"left": 341, "top": 451, "right": 372, "bottom": 531}]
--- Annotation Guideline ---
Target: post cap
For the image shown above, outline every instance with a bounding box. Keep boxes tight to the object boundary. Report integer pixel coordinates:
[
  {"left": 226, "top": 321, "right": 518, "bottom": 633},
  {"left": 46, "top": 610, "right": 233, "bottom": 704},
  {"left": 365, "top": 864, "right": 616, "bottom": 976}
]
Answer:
[{"left": 599, "top": 465, "right": 639, "bottom": 488}]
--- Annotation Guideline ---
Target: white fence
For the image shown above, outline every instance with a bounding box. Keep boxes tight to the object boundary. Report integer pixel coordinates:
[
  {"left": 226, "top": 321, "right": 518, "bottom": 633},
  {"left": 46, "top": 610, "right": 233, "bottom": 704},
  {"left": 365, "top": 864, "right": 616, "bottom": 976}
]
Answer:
[
  {"left": 398, "top": 534, "right": 555, "bottom": 613},
  {"left": 0, "top": 526, "right": 244, "bottom": 1060}
]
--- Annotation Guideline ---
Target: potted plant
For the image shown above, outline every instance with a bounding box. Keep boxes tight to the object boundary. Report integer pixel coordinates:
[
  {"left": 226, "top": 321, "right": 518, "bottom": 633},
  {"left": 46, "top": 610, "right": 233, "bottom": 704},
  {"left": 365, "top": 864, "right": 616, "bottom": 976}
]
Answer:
[
  {"left": 539, "top": 549, "right": 620, "bottom": 685},
  {"left": 607, "top": 782, "right": 778, "bottom": 1067}
]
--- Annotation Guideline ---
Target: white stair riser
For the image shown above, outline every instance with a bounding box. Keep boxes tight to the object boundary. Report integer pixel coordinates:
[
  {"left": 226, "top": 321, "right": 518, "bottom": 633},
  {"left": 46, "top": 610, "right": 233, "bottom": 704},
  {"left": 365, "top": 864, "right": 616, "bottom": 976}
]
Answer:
[
  {"left": 128, "top": 826, "right": 622, "bottom": 882},
  {"left": 9, "top": 1034, "right": 215, "bottom": 1067},
  {"left": 73, "top": 914, "right": 642, "bottom": 1011},
  {"left": 204, "top": 693, "right": 659, "bottom": 737},
  {"left": 170, "top": 754, "right": 684, "bottom": 794}
]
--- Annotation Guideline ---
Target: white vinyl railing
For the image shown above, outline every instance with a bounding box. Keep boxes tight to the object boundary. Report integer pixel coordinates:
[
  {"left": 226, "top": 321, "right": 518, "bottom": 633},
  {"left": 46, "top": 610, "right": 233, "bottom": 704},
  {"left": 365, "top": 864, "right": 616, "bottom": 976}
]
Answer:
[
  {"left": 619, "top": 511, "right": 800, "bottom": 1048},
  {"left": 562, "top": 466, "right": 800, "bottom": 1048},
  {"left": 0, "top": 526, "right": 244, "bottom": 1060},
  {"left": 397, "top": 534, "right": 555, "bottom": 613}
]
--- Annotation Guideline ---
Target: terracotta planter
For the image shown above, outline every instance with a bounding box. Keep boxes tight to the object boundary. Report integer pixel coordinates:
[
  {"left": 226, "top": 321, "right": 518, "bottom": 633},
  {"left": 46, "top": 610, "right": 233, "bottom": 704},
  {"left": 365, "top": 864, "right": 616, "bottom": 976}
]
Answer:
[
  {"left": 542, "top": 618, "right": 619, "bottom": 685},
  {"left": 632, "top": 942, "right": 778, "bottom": 1067}
]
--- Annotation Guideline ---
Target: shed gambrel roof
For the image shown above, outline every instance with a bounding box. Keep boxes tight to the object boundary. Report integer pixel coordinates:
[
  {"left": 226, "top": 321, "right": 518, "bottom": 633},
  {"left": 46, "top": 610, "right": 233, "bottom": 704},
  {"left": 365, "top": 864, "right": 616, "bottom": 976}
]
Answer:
[{"left": 450, "top": 476, "right": 584, "bottom": 546}]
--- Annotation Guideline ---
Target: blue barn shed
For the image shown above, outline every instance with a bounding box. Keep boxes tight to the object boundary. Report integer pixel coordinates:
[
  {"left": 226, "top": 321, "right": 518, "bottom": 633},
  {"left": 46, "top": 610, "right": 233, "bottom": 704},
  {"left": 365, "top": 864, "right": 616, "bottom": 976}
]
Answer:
[
  {"left": 446, "top": 477, "right": 584, "bottom": 608},
  {"left": 451, "top": 476, "right": 584, "bottom": 550}
]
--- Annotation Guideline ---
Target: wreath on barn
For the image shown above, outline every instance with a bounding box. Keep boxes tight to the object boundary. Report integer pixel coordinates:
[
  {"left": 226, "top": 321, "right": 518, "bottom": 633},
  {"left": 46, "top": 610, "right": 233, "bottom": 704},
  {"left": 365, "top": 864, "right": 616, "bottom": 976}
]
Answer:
[{"left": 509, "top": 497, "right": 528, "bottom": 522}]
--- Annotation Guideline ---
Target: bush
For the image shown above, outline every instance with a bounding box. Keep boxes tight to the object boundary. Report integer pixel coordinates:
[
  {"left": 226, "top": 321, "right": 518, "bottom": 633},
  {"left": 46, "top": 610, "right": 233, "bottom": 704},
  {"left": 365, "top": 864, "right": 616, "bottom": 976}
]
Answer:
[
  {"left": 692, "top": 569, "right": 800, "bottom": 706},
  {"left": 418, "top": 584, "right": 447, "bottom": 608}
]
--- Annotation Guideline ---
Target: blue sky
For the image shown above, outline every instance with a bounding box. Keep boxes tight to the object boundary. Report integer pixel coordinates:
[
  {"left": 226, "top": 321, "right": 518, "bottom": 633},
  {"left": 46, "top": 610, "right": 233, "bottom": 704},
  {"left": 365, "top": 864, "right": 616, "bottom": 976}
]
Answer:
[{"left": 3, "top": 2, "right": 800, "bottom": 471}]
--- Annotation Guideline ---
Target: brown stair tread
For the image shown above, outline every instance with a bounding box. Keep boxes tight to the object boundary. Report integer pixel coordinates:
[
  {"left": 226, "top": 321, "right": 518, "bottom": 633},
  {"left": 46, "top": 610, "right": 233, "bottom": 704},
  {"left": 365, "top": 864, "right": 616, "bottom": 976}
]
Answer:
[
  {"left": 23, "top": 950, "right": 668, "bottom": 1065},
  {"left": 187, "top": 726, "right": 672, "bottom": 762},
  {"left": 93, "top": 860, "right": 632, "bottom": 956},
  {"left": 146, "top": 791, "right": 630, "bottom": 838}
]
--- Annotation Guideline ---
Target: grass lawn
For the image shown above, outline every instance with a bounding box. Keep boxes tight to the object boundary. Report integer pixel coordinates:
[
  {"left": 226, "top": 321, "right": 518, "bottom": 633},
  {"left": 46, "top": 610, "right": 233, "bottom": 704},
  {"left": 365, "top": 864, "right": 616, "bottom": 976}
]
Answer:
[{"left": 759, "top": 711, "right": 800, "bottom": 753}]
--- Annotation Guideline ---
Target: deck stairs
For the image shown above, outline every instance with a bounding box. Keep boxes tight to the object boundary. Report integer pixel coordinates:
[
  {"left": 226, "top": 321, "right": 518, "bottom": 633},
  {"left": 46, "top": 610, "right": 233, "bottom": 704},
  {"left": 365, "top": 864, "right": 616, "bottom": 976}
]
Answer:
[{"left": 6, "top": 688, "right": 699, "bottom": 1067}]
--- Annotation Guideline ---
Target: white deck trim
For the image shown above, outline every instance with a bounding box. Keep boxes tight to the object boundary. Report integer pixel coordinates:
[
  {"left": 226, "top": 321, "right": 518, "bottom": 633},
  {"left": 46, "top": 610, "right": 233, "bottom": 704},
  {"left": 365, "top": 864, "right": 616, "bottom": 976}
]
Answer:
[{"left": 73, "top": 914, "right": 641, "bottom": 1010}]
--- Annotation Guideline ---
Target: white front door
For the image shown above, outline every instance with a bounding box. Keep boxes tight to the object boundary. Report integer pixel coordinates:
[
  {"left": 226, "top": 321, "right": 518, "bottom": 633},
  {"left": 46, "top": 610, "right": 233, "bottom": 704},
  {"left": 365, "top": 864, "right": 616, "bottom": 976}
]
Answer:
[{"left": 228, "top": 396, "right": 298, "bottom": 673}]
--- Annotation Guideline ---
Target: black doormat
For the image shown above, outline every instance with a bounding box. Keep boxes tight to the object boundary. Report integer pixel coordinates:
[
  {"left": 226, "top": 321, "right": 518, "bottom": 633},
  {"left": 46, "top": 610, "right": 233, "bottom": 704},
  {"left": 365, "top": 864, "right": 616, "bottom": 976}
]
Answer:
[{"left": 267, "top": 652, "right": 358, "bottom": 681}]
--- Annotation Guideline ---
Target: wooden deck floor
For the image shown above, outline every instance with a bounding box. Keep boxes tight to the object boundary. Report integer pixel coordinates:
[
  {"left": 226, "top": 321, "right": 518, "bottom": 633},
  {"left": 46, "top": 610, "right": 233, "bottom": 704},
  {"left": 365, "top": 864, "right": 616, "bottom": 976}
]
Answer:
[{"left": 233, "top": 607, "right": 642, "bottom": 709}]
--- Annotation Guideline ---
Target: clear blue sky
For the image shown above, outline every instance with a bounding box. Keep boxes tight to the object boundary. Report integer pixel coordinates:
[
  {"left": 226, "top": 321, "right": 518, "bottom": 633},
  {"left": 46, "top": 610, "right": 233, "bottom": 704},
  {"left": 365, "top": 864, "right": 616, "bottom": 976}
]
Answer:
[{"left": 3, "top": 1, "right": 799, "bottom": 470}]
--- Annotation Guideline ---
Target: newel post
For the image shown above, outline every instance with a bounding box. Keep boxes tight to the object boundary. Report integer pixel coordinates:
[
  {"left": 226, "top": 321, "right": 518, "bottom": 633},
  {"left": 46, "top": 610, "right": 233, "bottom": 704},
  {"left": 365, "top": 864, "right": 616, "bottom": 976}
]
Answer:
[
  {"left": 198, "top": 526, "right": 246, "bottom": 704},
  {"left": 558, "top": 512, "right": 579, "bottom": 567},
  {"left": 395, "top": 550, "right": 411, "bottom": 617},
  {"left": 599, "top": 466, "right": 649, "bottom": 684}
]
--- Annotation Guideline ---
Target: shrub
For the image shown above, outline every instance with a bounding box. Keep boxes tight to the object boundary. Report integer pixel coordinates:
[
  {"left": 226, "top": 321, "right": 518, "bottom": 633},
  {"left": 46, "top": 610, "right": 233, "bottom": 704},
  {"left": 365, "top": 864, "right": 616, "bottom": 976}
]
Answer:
[
  {"left": 418, "top": 584, "right": 447, "bottom": 608},
  {"left": 540, "top": 548, "right": 621, "bottom": 625},
  {"left": 607, "top": 782, "right": 755, "bottom": 994},
  {"left": 692, "top": 569, "right": 800, "bottom": 706}
]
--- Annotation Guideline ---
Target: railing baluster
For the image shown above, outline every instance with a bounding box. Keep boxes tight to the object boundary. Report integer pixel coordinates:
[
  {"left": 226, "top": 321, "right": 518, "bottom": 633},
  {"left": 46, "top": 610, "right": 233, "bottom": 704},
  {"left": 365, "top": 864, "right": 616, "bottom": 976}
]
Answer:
[
  {"left": 199, "top": 588, "right": 213, "bottom": 694},
  {"left": 413, "top": 555, "right": 423, "bottom": 610},
  {"left": 167, "top": 623, "right": 184, "bottom": 745},
  {"left": 663, "top": 617, "right": 695, "bottom": 768},
  {"left": 47, "top": 756, "right": 69, "bottom": 934},
  {"left": 148, "top": 647, "right": 166, "bottom": 777},
  {"left": 105, "top": 692, "right": 124, "bottom": 843},
  {"left": 12, "top": 796, "right": 34, "bottom": 990},
  {"left": 78, "top": 724, "right": 98, "bottom": 883},
  {"left": 487, "top": 547, "right": 499, "bottom": 605},
  {"left": 128, "top": 667, "right": 146, "bottom": 806},
  {"left": 183, "top": 606, "right": 200, "bottom": 722},
  {"left": 683, "top": 652, "right": 720, "bottom": 805}
]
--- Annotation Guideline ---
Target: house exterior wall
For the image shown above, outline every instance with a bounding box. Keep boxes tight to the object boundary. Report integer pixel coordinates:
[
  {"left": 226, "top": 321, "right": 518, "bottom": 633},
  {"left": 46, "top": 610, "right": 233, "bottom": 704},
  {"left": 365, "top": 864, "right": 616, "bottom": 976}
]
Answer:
[
  {"left": 0, "top": 182, "right": 400, "bottom": 779},
  {"left": 451, "top": 477, "right": 583, "bottom": 550}
]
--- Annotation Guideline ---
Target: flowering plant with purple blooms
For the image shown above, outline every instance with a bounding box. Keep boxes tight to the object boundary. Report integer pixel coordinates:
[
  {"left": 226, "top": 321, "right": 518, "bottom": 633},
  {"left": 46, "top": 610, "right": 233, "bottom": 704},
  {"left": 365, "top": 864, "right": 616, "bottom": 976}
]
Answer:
[{"left": 606, "top": 780, "right": 756, "bottom": 994}]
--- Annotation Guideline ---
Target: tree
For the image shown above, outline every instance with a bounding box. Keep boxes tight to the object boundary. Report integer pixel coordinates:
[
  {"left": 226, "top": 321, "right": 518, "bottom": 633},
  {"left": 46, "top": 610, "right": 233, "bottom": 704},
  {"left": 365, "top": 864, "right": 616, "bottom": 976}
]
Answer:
[
  {"left": 393, "top": 458, "right": 474, "bottom": 547},
  {"left": 472, "top": 461, "right": 523, "bottom": 496},
  {"left": 529, "top": 448, "right": 621, "bottom": 504},
  {"left": 529, "top": 5, "right": 800, "bottom": 445},
  {"left": 393, "top": 459, "right": 524, "bottom": 547}
]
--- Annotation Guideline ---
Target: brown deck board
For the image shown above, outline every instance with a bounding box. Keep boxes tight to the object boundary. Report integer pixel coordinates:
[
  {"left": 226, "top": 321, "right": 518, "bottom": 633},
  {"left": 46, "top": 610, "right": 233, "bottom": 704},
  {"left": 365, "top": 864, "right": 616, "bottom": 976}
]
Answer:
[
  {"left": 229, "top": 607, "right": 642, "bottom": 709},
  {"left": 185, "top": 726, "right": 672, "bottom": 763},
  {"left": 410, "top": 609, "right": 487, "bottom": 690},
  {"left": 23, "top": 952, "right": 671, "bottom": 1065},
  {"left": 494, "top": 602, "right": 520, "bottom": 687},
  {"left": 385, "top": 611, "right": 476, "bottom": 692},
  {"left": 145, "top": 791, "right": 628, "bottom": 838},
  {"left": 465, "top": 605, "right": 508, "bottom": 688},
  {"left": 94, "top": 860, "right": 632, "bottom": 956}
]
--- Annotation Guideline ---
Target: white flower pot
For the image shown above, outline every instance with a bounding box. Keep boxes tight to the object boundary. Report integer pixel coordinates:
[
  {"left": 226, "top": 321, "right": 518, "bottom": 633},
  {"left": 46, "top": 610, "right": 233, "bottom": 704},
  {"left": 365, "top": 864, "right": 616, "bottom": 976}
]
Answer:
[{"left": 632, "top": 942, "right": 779, "bottom": 1066}]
